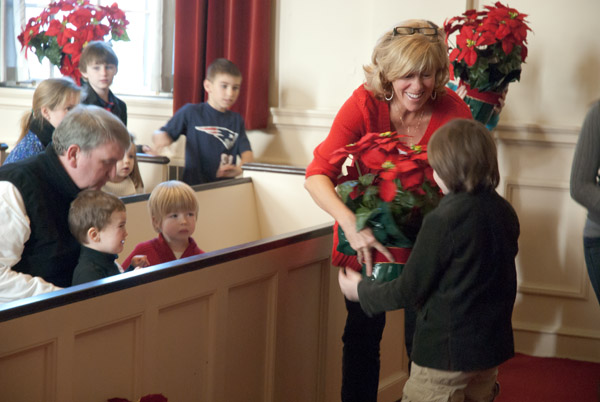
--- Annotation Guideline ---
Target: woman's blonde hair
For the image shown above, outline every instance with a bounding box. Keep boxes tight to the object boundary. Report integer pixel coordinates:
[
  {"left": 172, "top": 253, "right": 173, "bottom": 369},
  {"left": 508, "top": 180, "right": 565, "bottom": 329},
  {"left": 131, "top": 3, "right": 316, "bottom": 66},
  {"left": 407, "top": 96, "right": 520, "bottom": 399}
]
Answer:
[
  {"left": 148, "top": 181, "right": 198, "bottom": 232},
  {"left": 364, "top": 20, "right": 449, "bottom": 100},
  {"left": 18, "top": 77, "right": 82, "bottom": 143}
]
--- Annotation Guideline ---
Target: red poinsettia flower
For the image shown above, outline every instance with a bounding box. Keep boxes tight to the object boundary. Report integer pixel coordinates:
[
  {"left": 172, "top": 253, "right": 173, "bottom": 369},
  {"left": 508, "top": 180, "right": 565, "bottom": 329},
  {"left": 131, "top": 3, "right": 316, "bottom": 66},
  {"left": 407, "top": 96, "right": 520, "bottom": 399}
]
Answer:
[
  {"left": 450, "top": 25, "right": 495, "bottom": 66},
  {"left": 333, "top": 131, "right": 442, "bottom": 253},
  {"left": 45, "top": 19, "right": 64, "bottom": 37},
  {"left": 67, "top": 7, "right": 93, "bottom": 29},
  {"left": 108, "top": 3, "right": 128, "bottom": 20},
  {"left": 444, "top": 1, "right": 532, "bottom": 93},
  {"left": 17, "top": 0, "right": 129, "bottom": 84},
  {"left": 328, "top": 131, "right": 403, "bottom": 167},
  {"left": 373, "top": 143, "right": 433, "bottom": 202}
]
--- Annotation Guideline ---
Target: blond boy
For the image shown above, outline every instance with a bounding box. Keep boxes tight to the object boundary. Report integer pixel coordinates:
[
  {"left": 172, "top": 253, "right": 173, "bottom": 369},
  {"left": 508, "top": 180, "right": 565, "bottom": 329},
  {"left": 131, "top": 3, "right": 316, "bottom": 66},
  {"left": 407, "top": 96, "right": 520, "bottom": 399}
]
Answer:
[{"left": 122, "top": 181, "right": 204, "bottom": 267}]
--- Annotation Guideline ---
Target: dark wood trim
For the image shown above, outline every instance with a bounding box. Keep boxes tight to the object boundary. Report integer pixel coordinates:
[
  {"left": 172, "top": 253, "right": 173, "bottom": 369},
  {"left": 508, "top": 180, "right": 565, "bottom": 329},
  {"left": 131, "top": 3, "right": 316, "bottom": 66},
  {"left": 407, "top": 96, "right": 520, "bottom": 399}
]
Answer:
[
  {"left": 189, "top": 177, "right": 252, "bottom": 192},
  {"left": 120, "top": 177, "right": 252, "bottom": 204},
  {"left": 242, "top": 162, "right": 306, "bottom": 176},
  {"left": 0, "top": 223, "right": 333, "bottom": 322},
  {"left": 136, "top": 153, "right": 170, "bottom": 164}
]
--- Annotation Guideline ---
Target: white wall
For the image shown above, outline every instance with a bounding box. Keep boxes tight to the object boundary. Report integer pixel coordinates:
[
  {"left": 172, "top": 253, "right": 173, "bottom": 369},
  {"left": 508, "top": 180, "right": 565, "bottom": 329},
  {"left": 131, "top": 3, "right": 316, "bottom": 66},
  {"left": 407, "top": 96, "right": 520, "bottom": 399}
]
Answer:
[
  {"left": 253, "top": 0, "right": 600, "bottom": 166},
  {"left": 259, "top": 0, "right": 600, "bottom": 361},
  {"left": 1, "top": 0, "right": 599, "bottom": 361}
]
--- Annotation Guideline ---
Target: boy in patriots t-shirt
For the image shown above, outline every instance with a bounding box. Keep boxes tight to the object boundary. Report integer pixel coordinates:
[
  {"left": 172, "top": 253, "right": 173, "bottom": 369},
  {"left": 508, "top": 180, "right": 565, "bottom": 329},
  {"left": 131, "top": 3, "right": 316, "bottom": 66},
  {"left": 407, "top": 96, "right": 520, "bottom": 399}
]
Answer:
[{"left": 150, "top": 58, "right": 253, "bottom": 185}]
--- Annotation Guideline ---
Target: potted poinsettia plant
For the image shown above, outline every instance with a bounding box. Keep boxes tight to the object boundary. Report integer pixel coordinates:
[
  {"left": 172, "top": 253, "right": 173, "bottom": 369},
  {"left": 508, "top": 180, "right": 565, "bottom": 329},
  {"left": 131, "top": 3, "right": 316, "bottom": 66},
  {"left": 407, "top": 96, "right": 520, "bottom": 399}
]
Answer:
[
  {"left": 18, "top": 0, "right": 129, "bottom": 84},
  {"left": 444, "top": 1, "right": 532, "bottom": 124},
  {"left": 329, "top": 131, "right": 442, "bottom": 281}
]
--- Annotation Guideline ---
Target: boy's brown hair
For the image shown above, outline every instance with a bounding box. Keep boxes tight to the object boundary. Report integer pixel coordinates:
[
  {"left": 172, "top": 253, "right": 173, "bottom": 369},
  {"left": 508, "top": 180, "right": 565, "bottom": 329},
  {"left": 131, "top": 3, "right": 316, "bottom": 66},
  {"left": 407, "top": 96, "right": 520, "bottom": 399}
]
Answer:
[
  {"left": 206, "top": 58, "right": 241, "bottom": 82},
  {"left": 69, "top": 189, "right": 126, "bottom": 244},
  {"left": 79, "top": 41, "right": 119, "bottom": 73},
  {"left": 148, "top": 181, "right": 199, "bottom": 232},
  {"left": 428, "top": 119, "right": 500, "bottom": 193}
]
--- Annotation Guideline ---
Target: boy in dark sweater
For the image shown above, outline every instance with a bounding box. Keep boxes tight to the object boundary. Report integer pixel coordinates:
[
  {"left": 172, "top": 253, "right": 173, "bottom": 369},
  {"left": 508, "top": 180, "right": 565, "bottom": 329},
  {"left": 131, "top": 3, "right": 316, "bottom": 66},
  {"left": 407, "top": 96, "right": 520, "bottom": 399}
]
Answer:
[
  {"left": 79, "top": 41, "right": 127, "bottom": 126},
  {"left": 69, "top": 190, "right": 147, "bottom": 285},
  {"left": 339, "top": 119, "right": 520, "bottom": 401}
]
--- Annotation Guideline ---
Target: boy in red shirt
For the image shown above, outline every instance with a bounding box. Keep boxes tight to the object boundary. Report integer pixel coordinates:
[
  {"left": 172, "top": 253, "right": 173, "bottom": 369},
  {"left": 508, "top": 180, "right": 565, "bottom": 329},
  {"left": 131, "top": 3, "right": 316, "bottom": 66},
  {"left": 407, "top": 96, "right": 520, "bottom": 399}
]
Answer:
[{"left": 122, "top": 181, "right": 204, "bottom": 267}]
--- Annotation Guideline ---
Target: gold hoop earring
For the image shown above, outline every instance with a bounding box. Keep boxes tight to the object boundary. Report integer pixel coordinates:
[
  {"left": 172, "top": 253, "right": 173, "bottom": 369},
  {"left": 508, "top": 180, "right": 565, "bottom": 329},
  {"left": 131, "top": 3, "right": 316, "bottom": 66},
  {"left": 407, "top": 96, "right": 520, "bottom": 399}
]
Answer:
[{"left": 431, "top": 91, "right": 437, "bottom": 100}]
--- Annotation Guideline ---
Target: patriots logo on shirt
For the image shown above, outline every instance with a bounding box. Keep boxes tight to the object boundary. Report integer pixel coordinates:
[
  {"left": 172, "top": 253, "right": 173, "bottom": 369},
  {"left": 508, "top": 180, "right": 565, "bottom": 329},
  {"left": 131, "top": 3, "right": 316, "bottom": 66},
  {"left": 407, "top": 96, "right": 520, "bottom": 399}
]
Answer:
[{"left": 195, "top": 126, "right": 239, "bottom": 150}]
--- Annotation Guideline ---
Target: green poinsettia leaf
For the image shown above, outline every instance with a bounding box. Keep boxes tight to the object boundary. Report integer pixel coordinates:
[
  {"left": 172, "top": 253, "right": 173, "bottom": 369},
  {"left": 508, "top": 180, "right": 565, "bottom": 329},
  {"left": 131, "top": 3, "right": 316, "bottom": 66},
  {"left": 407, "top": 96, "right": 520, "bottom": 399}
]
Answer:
[
  {"left": 361, "top": 185, "right": 380, "bottom": 209},
  {"left": 377, "top": 203, "right": 401, "bottom": 238},
  {"left": 112, "top": 30, "right": 130, "bottom": 42},
  {"left": 44, "top": 37, "right": 63, "bottom": 66},
  {"left": 28, "top": 36, "right": 46, "bottom": 63},
  {"left": 336, "top": 181, "right": 357, "bottom": 204},
  {"left": 371, "top": 203, "right": 415, "bottom": 247},
  {"left": 358, "top": 173, "right": 375, "bottom": 187},
  {"left": 355, "top": 205, "right": 380, "bottom": 232}
]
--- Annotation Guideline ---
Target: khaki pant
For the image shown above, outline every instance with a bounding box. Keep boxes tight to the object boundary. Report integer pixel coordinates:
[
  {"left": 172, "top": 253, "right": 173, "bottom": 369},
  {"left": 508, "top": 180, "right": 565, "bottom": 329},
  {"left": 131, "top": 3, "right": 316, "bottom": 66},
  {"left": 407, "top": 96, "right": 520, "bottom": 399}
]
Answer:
[{"left": 402, "top": 362, "right": 500, "bottom": 402}]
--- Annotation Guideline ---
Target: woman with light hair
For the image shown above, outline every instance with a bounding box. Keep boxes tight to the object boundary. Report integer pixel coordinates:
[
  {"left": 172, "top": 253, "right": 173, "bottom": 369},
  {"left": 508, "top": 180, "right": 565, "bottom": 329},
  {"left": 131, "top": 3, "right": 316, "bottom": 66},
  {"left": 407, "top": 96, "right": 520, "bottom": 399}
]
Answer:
[{"left": 305, "top": 20, "right": 472, "bottom": 402}]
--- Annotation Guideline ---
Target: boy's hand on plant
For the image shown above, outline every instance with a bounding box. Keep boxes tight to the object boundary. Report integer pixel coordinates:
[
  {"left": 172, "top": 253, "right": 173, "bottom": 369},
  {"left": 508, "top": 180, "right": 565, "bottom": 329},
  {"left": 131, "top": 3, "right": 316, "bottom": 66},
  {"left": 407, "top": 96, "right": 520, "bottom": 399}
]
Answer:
[{"left": 338, "top": 268, "right": 362, "bottom": 301}]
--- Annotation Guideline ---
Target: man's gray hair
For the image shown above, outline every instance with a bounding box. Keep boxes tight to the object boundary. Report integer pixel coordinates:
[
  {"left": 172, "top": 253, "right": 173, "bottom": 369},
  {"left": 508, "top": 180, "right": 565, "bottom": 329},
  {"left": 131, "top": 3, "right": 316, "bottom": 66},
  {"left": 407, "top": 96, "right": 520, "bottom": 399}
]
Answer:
[{"left": 52, "top": 104, "right": 130, "bottom": 155}]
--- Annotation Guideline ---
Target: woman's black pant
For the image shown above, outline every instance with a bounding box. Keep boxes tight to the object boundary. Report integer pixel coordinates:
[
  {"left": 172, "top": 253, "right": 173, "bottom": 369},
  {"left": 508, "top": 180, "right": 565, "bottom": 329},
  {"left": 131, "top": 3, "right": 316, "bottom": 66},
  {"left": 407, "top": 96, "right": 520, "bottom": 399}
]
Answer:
[{"left": 341, "top": 298, "right": 416, "bottom": 402}]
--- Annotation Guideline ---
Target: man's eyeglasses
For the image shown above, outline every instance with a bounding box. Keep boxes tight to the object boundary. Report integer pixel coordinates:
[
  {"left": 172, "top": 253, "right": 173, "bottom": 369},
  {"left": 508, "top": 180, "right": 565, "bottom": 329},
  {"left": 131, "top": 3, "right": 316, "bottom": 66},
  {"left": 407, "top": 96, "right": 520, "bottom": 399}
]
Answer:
[{"left": 392, "top": 26, "right": 438, "bottom": 37}]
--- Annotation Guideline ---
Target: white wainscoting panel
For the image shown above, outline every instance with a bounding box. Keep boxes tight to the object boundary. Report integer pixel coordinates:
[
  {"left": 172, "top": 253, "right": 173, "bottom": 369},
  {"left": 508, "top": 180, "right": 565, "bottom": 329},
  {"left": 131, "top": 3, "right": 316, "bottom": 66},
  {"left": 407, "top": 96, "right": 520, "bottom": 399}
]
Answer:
[{"left": 496, "top": 124, "right": 600, "bottom": 362}]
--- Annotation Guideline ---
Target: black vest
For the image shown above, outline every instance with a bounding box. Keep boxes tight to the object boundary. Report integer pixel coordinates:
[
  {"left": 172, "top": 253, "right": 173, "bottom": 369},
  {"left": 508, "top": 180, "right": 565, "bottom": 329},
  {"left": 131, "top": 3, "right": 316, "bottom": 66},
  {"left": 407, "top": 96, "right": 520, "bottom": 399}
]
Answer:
[{"left": 0, "top": 146, "right": 81, "bottom": 287}]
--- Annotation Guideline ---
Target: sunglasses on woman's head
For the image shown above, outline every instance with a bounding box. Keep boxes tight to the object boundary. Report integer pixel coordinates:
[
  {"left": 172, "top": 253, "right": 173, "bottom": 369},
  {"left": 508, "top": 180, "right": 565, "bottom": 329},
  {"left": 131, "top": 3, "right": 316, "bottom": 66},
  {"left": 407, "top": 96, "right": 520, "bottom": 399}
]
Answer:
[{"left": 392, "top": 26, "right": 438, "bottom": 37}]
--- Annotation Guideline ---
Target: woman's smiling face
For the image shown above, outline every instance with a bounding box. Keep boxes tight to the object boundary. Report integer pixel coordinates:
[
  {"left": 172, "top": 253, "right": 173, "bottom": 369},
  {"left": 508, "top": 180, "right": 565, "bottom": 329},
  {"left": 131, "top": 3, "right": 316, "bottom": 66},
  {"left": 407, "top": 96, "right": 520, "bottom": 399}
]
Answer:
[{"left": 391, "top": 70, "right": 435, "bottom": 112}]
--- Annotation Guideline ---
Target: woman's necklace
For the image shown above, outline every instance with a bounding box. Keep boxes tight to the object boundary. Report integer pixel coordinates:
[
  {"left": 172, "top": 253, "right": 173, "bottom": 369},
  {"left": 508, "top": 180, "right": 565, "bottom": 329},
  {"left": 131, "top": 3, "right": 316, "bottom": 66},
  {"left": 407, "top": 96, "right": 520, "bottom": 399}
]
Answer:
[{"left": 399, "top": 108, "right": 424, "bottom": 135}]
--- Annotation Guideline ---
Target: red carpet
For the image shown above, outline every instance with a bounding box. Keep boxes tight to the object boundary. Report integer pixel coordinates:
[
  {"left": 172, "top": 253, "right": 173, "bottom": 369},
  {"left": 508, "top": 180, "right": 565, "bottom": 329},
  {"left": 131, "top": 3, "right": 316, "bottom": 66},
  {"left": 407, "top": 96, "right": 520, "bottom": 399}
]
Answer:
[{"left": 496, "top": 353, "right": 600, "bottom": 402}]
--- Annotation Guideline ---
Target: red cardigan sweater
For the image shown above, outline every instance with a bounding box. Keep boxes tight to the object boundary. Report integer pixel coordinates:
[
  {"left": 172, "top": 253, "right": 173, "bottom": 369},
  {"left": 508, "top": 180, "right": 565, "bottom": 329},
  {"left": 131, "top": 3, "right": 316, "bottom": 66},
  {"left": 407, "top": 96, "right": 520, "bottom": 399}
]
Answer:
[
  {"left": 306, "top": 85, "right": 472, "bottom": 269},
  {"left": 122, "top": 233, "right": 204, "bottom": 268}
]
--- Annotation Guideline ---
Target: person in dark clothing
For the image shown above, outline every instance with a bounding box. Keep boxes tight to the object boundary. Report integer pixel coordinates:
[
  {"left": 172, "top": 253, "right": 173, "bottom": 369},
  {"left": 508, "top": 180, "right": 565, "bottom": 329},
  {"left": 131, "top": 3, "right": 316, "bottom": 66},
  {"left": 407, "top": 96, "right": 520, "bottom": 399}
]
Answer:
[
  {"left": 149, "top": 58, "right": 253, "bottom": 185},
  {"left": 69, "top": 190, "right": 147, "bottom": 285},
  {"left": 0, "top": 105, "right": 130, "bottom": 304},
  {"left": 79, "top": 41, "right": 127, "bottom": 126},
  {"left": 339, "top": 119, "right": 520, "bottom": 402}
]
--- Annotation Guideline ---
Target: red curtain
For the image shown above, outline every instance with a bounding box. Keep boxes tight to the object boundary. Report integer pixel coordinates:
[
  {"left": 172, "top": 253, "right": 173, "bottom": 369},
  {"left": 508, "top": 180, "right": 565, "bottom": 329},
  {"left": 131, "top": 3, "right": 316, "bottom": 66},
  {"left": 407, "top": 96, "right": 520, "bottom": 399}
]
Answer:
[{"left": 173, "top": 0, "right": 271, "bottom": 129}]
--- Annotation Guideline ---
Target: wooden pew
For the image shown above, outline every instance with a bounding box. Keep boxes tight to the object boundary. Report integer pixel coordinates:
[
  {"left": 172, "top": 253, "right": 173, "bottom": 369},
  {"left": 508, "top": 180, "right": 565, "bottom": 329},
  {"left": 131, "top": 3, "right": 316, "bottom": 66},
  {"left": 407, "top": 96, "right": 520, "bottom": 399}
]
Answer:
[
  {"left": 120, "top": 178, "right": 262, "bottom": 261},
  {"left": 0, "top": 164, "right": 408, "bottom": 402}
]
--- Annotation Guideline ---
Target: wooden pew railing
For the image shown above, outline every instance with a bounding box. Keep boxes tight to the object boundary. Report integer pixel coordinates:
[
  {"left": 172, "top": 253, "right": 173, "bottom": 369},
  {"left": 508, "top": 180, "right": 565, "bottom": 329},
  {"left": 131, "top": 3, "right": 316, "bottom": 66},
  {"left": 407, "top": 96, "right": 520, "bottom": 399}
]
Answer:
[
  {"left": 0, "top": 224, "right": 338, "bottom": 402},
  {"left": 0, "top": 163, "right": 408, "bottom": 402}
]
